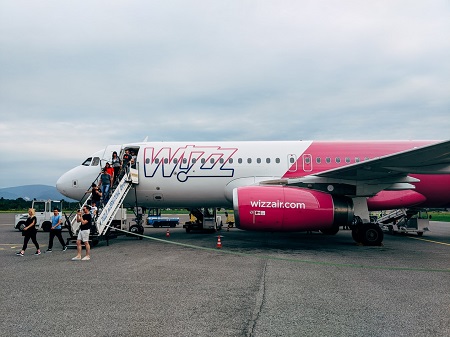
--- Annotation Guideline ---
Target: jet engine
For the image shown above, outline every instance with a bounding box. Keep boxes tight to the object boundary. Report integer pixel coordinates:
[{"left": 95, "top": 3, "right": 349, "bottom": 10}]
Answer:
[{"left": 232, "top": 186, "right": 353, "bottom": 232}]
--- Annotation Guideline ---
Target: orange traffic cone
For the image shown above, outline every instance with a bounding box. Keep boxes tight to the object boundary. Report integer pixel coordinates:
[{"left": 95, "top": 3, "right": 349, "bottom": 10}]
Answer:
[
  {"left": 166, "top": 228, "right": 170, "bottom": 237},
  {"left": 216, "top": 235, "right": 222, "bottom": 249}
]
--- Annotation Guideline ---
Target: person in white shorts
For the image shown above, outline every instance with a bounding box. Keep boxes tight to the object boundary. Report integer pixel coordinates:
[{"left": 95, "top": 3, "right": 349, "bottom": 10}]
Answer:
[{"left": 72, "top": 205, "right": 92, "bottom": 261}]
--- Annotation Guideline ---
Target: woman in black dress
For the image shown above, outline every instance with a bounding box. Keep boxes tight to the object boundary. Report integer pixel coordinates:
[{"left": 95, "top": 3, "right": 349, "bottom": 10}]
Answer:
[{"left": 16, "top": 208, "right": 40, "bottom": 256}]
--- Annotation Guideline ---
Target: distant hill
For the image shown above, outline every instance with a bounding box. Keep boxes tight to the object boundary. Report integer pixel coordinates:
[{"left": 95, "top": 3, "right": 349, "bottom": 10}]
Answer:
[{"left": 0, "top": 185, "right": 76, "bottom": 202}]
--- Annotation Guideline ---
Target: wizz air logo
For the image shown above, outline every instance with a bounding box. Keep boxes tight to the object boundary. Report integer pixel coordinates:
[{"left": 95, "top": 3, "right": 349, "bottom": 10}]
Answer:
[
  {"left": 250, "top": 200, "right": 306, "bottom": 209},
  {"left": 144, "top": 145, "right": 238, "bottom": 182}
]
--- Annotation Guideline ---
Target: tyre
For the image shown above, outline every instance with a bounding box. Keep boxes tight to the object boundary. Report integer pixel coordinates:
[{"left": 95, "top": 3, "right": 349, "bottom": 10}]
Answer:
[
  {"left": 42, "top": 221, "right": 52, "bottom": 232},
  {"left": 417, "top": 232, "right": 424, "bottom": 237},
  {"left": 129, "top": 225, "right": 140, "bottom": 234},
  {"left": 360, "top": 224, "right": 384, "bottom": 246},
  {"left": 17, "top": 221, "right": 26, "bottom": 231}
]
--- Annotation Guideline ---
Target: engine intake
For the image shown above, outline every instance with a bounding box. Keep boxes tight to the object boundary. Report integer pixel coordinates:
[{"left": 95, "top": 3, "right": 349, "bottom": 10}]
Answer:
[{"left": 233, "top": 186, "right": 353, "bottom": 232}]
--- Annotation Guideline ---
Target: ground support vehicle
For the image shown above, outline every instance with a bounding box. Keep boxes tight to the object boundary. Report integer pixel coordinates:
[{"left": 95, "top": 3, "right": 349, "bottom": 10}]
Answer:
[
  {"left": 15, "top": 199, "right": 63, "bottom": 232},
  {"left": 183, "top": 207, "right": 223, "bottom": 233},
  {"left": 147, "top": 208, "right": 179, "bottom": 227},
  {"left": 379, "top": 209, "right": 429, "bottom": 236}
]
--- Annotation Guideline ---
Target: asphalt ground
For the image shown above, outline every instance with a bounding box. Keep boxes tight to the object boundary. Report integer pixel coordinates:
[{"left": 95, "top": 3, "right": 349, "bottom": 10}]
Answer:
[{"left": 0, "top": 213, "right": 449, "bottom": 337}]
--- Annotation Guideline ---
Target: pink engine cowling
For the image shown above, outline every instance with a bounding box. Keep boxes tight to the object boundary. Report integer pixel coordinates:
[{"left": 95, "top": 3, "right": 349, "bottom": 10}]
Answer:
[{"left": 232, "top": 186, "right": 353, "bottom": 232}]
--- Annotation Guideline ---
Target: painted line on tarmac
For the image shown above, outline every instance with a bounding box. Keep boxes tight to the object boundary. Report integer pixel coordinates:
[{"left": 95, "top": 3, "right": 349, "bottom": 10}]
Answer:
[
  {"left": 408, "top": 236, "right": 450, "bottom": 246},
  {"left": 110, "top": 226, "right": 450, "bottom": 273}
]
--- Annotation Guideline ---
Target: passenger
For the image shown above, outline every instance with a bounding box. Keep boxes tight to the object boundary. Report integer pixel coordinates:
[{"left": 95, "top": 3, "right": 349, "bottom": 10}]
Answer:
[
  {"left": 72, "top": 206, "right": 92, "bottom": 261},
  {"left": 130, "top": 150, "right": 137, "bottom": 169},
  {"left": 16, "top": 208, "right": 40, "bottom": 256},
  {"left": 87, "top": 183, "right": 102, "bottom": 208},
  {"left": 46, "top": 208, "right": 67, "bottom": 252},
  {"left": 122, "top": 149, "right": 132, "bottom": 173},
  {"left": 90, "top": 201, "right": 98, "bottom": 220},
  {"left": 104, "top": 162, "right": 114, "bottom": 187},
  {"left": 98, "top": 168, "right": 111, "bottom": 206},
  {"left": 111, "top": 151, "right": 121, "bottom": 185}
]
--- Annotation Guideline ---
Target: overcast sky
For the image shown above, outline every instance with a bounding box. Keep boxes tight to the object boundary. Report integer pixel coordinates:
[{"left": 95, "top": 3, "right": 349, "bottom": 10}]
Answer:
[{"left": 1, "top": 1, "right": 449, "bottom": 188}]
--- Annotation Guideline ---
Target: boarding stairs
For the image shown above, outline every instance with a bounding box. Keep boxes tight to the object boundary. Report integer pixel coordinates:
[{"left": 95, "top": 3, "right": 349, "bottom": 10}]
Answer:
[
  {"left": 65, "top": 166, "right": 138, "bottom": 246},
  {"left": 377, "top": 209, "right": 407, "bottom": 225},
  {"left": 96, "top": 168, "right": 137, "bottom": 236}
]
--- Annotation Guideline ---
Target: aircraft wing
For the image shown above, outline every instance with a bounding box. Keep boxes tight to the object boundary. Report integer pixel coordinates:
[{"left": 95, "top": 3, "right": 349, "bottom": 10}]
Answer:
[
  {"left": 262, "top": 140, "right": 450, "bottom": 195},
  {"left": 314, "top": 139, "right": 450, "bottom": 180}
]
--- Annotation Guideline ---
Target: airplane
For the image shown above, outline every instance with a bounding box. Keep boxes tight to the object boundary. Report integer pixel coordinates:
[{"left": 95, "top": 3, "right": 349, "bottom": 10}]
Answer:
[{"left": 56, "top": 139, "right": 450, "bottom": 246}]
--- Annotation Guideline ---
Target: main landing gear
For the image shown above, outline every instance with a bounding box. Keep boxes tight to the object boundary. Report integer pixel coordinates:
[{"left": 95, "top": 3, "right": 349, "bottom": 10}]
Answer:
[{"left": 351, "top": 216, "right": 384, "bottom": 246}]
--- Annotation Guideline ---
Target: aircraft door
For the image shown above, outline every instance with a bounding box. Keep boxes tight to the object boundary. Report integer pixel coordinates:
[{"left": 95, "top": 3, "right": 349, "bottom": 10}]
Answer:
[
  {"left": 302, "top": 154, "right": 312, "bottom": 172},
  {"left": 101, "top": 145, "right": 122, "bottom": 166},
  {"left": 287, "top": 154, "right": 298, "bottom": 172}
]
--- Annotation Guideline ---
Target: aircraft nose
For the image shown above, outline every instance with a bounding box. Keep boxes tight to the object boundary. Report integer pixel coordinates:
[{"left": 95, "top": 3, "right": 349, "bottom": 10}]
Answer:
[{"left": 56, "top": 172, "right": 72, "bottom": 197}]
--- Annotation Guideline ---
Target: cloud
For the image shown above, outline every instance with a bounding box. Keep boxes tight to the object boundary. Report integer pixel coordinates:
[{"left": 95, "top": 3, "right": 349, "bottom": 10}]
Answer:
[{"left": 1, "top": 0, "right": 450, "bottom": 187}]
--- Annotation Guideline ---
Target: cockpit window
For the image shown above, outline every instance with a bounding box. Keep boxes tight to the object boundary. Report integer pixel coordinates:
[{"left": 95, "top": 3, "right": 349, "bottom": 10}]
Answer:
[
  {"left": 82, "top": 158, "right": 92, "bottom": 166},
  {"left": 81, "top": 157, "right": 100, "bottom": 166}
]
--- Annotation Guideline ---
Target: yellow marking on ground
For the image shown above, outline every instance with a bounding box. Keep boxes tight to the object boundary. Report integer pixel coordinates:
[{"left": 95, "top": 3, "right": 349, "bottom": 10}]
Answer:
[
  {"left": 409, "top": 237, "right": 450, "bottom": 246},
  {"left": 0, "top": 224, "right": 13, "bottom": 226},
  {"left": 0, "top": 244, "right": 21, "bottom": 246}
]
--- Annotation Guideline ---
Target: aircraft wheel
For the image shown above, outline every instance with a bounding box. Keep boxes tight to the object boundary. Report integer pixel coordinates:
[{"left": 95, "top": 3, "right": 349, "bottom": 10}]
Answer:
[
  {"left": 360, "top": 224, "right": 383, "bottom": 246},
  {"left": 129, "top": 225, "right": 140, "bottom": 234},
  {"left": 417, "top": 232, "right": 424, "bottom": 237},
  {"left": 42, "top": 221, "right": 52, "bottom": 232}
]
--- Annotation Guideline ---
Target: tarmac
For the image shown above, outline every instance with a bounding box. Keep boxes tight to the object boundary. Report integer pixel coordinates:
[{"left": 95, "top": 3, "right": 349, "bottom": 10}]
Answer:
[{"left": 0, "top": 213, "right": 449, "bottom": 337}]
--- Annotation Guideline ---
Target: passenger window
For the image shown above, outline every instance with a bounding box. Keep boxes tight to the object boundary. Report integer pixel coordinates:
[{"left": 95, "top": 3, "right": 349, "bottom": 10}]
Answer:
[
  {"left": 192, "top": 158, "right": 197, "bottom": 163},
  {"left": 335, "top": 157, "right": 341, "bottom": 164},
  {"left": 305, "top": 157, "right": 311, "bottom": 164},
  {"left": 247, "top": 158, "right": 252, "bottom": 164},
  {"left": 210, "top": 158, "right": 215, "bottom": 164},
  {"left": 266, "top": 158, "right": 270, "bottom": 164},
  {"left": 201, "top": 158, "right": 206, "bottom": 164},
  {"left": 355, "top": 157, "right": 360, "bottom": 163},
  {"left": 155, "top": 158, "right": 160, "bottom": 164},
  {"left": 173, "top": 158, "right": 178, "bottom": 164},
  {"left": 326, "top": 157, "right": 331, "bottom": 163},
  {"left": 257, "top": 158, "right": 261, "bottom": 164},
  {"left": 275, "top": 158, "right": 280, "bottom": 163},
  {"left": 183, "top": 158, "right": 187, "bottom": 164},
  {"left": 345, "top": 157, "right": 350, "bottom": 163},
  {"left": 316, "top": 157, "right": 321, "bottom": 164},
  {"left": 220, "top": 158, "right": 224, "bottom": 164},
  {"left": 82, "top": 158, "right": 92, "bottom": 166},
  {"left": 238, "top": 158, "right": 242, "bottom": 164},
  {"left": 164, "top": 158, "right": 168, "bottom": 164},
  {"left": 229, "top": 158, "right": 234, "bottom": 164}
]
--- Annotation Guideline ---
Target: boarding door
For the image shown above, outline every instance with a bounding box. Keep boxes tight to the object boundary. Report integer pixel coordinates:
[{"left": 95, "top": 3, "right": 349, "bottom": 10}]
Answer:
[
  {"left": 287, "top": 154, "right": 297, "bottom": 172},
  {"left": 302, "top": 154, "right": 312, "bottom": 172},
  {"left": 102, "top": 145, "right": 122, "bottom": 167}
]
